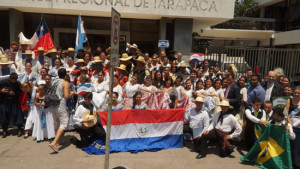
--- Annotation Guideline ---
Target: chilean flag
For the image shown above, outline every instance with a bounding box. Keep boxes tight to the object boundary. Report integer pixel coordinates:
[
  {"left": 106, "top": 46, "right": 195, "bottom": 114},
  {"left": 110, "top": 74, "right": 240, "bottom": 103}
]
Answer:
[
  {"left": 82, "top": 109, "right": 185, "bottom": 155},
  {"left": 32, "top": 17, "right": 55, "bottom": 55}
]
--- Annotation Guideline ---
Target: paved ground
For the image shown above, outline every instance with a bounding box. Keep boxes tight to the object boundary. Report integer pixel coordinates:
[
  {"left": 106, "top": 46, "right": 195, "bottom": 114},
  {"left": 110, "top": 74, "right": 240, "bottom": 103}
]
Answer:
[{"left": 0, "top": 129, "right": 256, "bottom": 169}]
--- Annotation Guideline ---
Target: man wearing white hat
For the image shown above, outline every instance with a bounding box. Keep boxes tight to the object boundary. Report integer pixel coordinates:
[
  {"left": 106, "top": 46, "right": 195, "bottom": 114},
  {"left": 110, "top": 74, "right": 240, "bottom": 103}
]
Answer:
[
  {"left": 184, "top": 97, "right": 210, "bottom": 159},
  {"left": 15, "top": 42, "right": 35, "bottom": 65},
  {"left": 45, "top": 48, "right": 59, "bottom": 69},
  {"left": 35, "top": 47, "right": 50, "bottom": 66},
  {"left": 0, "top": 54, "right": 17, "bottom": 76},
  {"left": 17, "top": 50, "right": 42, "bottom": 74},
  {"left": 198, "top": 100, "right": 242, "bottom": 158}
]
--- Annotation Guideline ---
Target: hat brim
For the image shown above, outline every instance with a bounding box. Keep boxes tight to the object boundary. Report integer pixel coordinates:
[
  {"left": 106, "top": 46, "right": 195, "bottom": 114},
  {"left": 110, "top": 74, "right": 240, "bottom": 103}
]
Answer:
[
  {"left": 116, "top": 67, "right": 128, "bottom": 73},
  {"left": 0, "top": 61, "right": 14, "bottom": 65},
  {"left": 76, "top": 62, "right": 87, "bottom": 66},
  {"left": 119, "top": 56, "right": 132, "bottom": 61},
  {"left": 82, "top": 111, "right": 98, "bottom": 128},
  {"left": 91, "top": 60, "right": 103, "bottom": 63},
  {"left": 134, "top": 59, "right": 146, "bottom": 64},
  {"left": 217, "top": 104, "right": 234, "bottom": 109}
]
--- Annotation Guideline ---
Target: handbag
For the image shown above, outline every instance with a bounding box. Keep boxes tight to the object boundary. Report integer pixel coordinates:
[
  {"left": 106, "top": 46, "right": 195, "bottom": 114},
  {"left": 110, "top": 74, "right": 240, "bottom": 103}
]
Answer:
[{"left": 44, "top": 80, "right": 61, "bottom": 107}]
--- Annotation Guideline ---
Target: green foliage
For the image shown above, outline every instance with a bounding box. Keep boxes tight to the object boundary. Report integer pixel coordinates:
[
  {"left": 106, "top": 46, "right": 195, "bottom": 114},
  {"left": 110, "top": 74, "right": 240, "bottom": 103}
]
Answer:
[{"left": 235, "top": 0, "right": 259, "bottom": 17}]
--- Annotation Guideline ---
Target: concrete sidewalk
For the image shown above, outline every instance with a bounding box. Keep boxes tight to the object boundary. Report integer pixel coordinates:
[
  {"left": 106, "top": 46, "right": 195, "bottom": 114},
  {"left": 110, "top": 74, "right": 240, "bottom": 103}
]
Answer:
[{"left": 0, "top": 131, "right": 255, "bottom": 169}]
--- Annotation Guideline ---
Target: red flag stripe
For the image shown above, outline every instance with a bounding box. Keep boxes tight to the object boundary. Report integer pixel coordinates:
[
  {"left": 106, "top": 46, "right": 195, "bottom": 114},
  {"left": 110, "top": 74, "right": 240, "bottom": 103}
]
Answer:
[{"left": 99, "top": 109, "right": 185, "bottom": 126}]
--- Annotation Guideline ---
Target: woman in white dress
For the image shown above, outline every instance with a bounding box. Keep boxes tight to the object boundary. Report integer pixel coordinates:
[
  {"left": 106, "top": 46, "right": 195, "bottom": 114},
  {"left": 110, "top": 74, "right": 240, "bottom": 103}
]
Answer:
[
  {"left": 36, "top": 67, "right": 48, "bottom": 86},
  {"left": 49, "top": 58, "right": 64, "bottom": 78},
  {"left": 140, "top": 75, "right": 163, "bottom": 96},
  {"left": 111, "top": 75, "right": 123, "bottom": 103},
  {"left": 32, "top": 84, "right": 55, "bottom": 142},
  {"left": 214, "top": 79, "right": 225, "bottom": 100},
  {"left": 66, "top": 56, "right": 76, "bottom": 82},
  {"left": 122, "top": 74, "right": 144, "bottom": 109},
  {"left": 193, "top": 80, "right": 205, "bottom": 98},
  {"left": 19, "top": 62, "right": 38, "bottom": 84},
  {"left": 237, "top": 76, "right": 248, "bottom": 124},
  {"left": 92, "top": 71, "right": 109, "bottom": 110},
  {"left": 174, "top": 76, "right": 188, "bottom": 99},
  {"left": 183, "top": 79, "right": 194, "bottom": 99},
  {"left": 93, "top": 71, "right": 108, "bottom": 94},
  {"left": 22, "top": 82, "right": 38, "bottom": 138}
]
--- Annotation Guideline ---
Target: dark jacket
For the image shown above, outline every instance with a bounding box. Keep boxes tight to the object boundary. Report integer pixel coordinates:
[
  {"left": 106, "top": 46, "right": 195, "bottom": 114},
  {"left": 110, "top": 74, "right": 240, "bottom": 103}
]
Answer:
[
  {"left": 225, "top": 82, "right": 242, "bottom": 115},
  {"left": 260, "top": 81, "right": 284, "bottom": 100}
]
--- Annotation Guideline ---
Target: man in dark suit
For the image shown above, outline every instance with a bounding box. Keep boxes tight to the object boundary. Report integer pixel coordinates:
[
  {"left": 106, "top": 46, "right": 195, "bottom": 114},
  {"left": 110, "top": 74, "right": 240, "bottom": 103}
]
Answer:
[
  {"left": 224, "top": 74, "right": 242, "bottom": 115},
  {"left": 261, "top": 71, "right": 284, "bottom": 102}
]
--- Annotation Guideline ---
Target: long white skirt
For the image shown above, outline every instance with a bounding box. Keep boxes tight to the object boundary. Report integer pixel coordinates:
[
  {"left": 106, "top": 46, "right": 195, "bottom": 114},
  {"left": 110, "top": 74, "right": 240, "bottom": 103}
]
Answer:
[
  {"left": 24, "top": 105, "right": 37, "bottom": 130},
  {"left": 32, "top": 106, "right": 55, "bottom": 141}
]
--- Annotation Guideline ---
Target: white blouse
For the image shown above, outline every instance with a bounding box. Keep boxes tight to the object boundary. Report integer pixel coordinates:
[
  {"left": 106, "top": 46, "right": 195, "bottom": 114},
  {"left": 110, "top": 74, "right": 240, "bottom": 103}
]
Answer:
[
  {"left": 93, "top": 80, "right": 108, "bottom": 93},
  {"left": 140, "top": 85, "right": 158, "bottom": 96},
  {"left": 124, "top": 82, "right": 141, "bottom": 98},
  {"left": 183, "top": 88, "right": 193, "bottom": 99}
]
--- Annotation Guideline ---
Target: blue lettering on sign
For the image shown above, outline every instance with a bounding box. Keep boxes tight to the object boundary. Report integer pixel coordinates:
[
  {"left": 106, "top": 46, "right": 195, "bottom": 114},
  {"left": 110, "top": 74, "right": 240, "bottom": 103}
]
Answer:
[{"left": 158, "top": 40, "right": 169, "bottom": 48}]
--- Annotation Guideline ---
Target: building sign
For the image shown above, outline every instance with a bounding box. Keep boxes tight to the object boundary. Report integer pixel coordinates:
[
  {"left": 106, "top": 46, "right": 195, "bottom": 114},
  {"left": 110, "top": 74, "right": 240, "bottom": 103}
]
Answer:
[
  {"left": 110, "top": 7, "right": 120, "bottom": 67},
  {"left": 8, "top": 0, "right": 235, "bottom": 19},
  {"left": 158, "top": 40, "right": 169, "bottom": 48}
]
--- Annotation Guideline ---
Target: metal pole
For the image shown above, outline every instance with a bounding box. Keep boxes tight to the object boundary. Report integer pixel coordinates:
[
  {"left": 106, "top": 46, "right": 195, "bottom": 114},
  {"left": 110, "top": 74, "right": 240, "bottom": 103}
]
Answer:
[{"left": 105, "top": 65, "right": 114, "bottom": 169}]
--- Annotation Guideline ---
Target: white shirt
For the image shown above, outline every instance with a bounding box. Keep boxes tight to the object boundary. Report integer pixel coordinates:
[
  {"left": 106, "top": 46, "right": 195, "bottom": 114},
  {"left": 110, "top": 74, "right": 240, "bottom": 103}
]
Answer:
[
  {"left": 266, "top": 110, "right": 273, "bottom": 121},
  {"left": 202, "top": 87, "right": 216, "bottom": 96},
  {"left": 183, "top": 88, "right": 193, "bottom": 99},
  {"left": 176, "top": 86, "right": 184, "bottom": 99},
  {"left": 207, "top": 112, "right": 242, "bottom": 139},
  {"left": 185, "top": 107, "right": 210, "bottom": 130},
  {"left": 140, "top": 85, "right": 158, "bottom": 96},
  {"left": 264, "top": 82, "right": 274, "bottom": 101},
  {"left": 240, "top": 87, "right": 247, "bottom": 102},
  {"left": 124, "top": 82, "right": 141, "bottom": 98},
  {"left": 245, "top": 108, "right": 266, "bottom": 123},
  {"left": 215, "top": 88, "right": 224, "bottom": 98},
  {"left": 93, "top": 80, "right": 108, "bottom": 93},
  {"left": 73, "top": 105, "right": 96, "bottom": 127}
]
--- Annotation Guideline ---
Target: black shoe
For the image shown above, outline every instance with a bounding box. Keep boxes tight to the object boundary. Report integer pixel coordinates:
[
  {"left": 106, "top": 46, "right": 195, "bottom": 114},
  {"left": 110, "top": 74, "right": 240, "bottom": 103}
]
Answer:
[
  {"left": 2, "top": 131, "right": 7, "bottom": 138},
  {"left": 196, "top": 154, "right": 206, "bottom": 159},
  {"left": 17, "top": 130, "right": 22, "bottom": 137}
]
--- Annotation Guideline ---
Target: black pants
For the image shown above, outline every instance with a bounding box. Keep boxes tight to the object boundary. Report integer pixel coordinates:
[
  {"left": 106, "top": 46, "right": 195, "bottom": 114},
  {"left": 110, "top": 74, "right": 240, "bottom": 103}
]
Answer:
[
  {"left": 77, "top": 124, "right": 106, "bottom": 148},
  {"left": 244, "top": 122, "right": 255, "bottom": 151},
  {"left": 199, "top": 129, "right": 226, "bottom": 157},
  {"left": 2, "top": 123, "right": 22, "bottom": 132}
]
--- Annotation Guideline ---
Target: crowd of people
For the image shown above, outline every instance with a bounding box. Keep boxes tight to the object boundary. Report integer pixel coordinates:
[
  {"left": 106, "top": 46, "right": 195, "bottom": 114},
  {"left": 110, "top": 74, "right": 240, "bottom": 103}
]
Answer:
[{"left": 0, "top": 41, "right": 299, "bottom": 163}]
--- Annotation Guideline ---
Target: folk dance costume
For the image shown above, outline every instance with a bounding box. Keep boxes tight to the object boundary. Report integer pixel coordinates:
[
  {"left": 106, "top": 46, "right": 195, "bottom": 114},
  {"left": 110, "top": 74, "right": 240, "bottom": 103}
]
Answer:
[
  {"left": 244, "top": 108, "right": 266, "bottom": 150},
  {"left": 19, "top": 71, "right": 38, "bottom": 84},
  {"left": 184, "top": 106, "right": 210, "bottom": 152},
  {"left": 73, "top": 104, "right": 106, "bottom": 148},
  {"left": 123, "top": 82, "right": 142, "bottom": 109},
  {"left": 24, "top": 86, "right": 37, "bottom": 131},
  {"left": 0, "top": 78, "right": 23, "bottom": 137},
  {"left": 0, "top": 65, "right": 17, "bottom": 76},
  {"left": 32, "top": 98, "right": 55, "bottom": 141},
  {"left": 199, "top": 109, "right": 242, "bottom": 158}
]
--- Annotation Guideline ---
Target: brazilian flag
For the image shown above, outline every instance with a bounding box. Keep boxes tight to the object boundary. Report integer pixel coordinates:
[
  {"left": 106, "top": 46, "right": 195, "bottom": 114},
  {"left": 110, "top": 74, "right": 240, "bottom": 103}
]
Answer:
[{"left": 240, "top": 124, "right": 293, "bottom": 169}]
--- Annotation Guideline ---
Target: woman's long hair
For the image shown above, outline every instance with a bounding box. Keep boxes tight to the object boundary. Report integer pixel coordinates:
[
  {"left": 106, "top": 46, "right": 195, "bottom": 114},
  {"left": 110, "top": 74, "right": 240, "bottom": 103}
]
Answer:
[{"left": 132, "top": 91, "right": 142, "bottom": 109}]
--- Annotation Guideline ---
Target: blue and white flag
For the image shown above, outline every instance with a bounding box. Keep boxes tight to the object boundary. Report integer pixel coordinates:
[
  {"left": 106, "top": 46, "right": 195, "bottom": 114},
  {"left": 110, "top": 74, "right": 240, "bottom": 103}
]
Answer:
[{"left": 75, "top": 15, "right": 87, "bottom": 56}]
